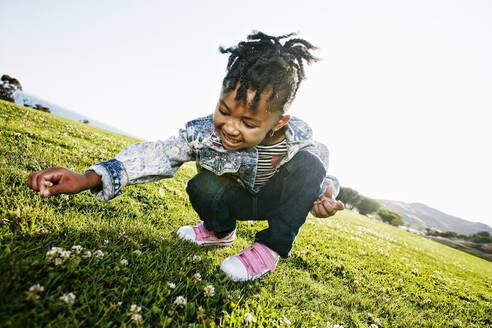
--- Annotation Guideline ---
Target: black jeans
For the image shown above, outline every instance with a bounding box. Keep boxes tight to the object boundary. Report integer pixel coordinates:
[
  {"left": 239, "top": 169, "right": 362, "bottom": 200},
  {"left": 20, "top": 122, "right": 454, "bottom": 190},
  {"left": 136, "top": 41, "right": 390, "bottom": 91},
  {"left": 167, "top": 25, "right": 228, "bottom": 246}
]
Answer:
[{"left": 186, "top": 150, "right": 326, "bottom": 258}]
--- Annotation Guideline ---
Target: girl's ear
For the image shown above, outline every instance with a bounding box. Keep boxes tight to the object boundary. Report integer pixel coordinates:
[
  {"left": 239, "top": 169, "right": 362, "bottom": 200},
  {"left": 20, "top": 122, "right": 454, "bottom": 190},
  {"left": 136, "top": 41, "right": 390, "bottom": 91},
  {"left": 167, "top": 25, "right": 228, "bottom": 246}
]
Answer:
[{"left": 273, "top": 115, "right": 290, "bottom": 132}]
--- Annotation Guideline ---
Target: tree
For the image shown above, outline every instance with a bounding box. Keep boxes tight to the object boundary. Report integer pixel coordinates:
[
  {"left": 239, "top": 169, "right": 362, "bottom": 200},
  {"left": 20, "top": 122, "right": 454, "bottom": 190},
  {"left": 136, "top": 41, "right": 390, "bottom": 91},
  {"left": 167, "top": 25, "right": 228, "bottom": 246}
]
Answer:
[
  {"left": 356, "top": 196, "right": 381, "bottom": 215},
  {"left": 336, "top": 186, "right": 361, "bottom": 209},
  {"left": 471, "top": 231, "right": 492, "bottom": 243},
  {"left": 377, "top": 208, "right": 403, "bottom": 226},
  {"left": 0, "top": 74, "right": 22, "bottom": 103},
  {"left": 390, "top": 216, "right": 404, "bottom": 226}
]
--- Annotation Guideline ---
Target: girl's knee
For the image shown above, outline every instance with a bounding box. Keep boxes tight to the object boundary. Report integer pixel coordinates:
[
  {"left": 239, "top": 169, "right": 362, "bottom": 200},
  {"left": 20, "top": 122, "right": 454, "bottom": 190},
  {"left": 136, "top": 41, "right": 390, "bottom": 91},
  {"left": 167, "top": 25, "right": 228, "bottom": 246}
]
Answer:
[{"left": 186, "top": 170, "right": 234, "bottom": 202}]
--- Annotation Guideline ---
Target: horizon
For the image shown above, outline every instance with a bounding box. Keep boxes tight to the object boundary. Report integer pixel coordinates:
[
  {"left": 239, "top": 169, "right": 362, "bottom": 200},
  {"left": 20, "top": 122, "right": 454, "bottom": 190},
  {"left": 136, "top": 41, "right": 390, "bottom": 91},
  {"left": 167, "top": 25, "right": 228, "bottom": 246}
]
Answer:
[{"left": 1, "top": 0, "right": 491, "bottom": 227}]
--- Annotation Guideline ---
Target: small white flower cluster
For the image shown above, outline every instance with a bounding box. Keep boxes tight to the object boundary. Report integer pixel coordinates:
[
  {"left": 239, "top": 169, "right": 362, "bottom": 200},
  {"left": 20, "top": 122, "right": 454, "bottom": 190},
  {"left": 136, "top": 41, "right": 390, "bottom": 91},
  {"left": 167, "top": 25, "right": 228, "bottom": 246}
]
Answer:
[
  {"left": 29, "top": 284, "right": 44, "bottom": 293},
  {"left": 46, "top": 246, "right": 103, "bottom": 265},
  {"left": 174, "top": 296, "right": 186, "bottom": 307},
  {"left": 45, "top": 247, "right": 72, "bottom": 266},
  {"left": 25, "top": 284, "right": 44, "bottom": 300},
  {"left": 203, "top": 285, "right": 215, "bottom": 297},
  {"left": 326, "top": 323, "right": 344, "bottom": 328},
  {"left": 60, "top": 292, "right": 76, "bottom": 305},
  {"left": 244, "top": 312, "right": 256, "bottom": 323},
  {"left": 279, "top": 314, "right": 291, "bottom": 326},
  {"left": 167, "top": 282, "right": 176, "bottom": 294},
  {"left": 187, "top": 255, "right": 202, "bottom": 263},
  {"left": 128, "top": 304, "right": 143, "bottom": 323},
  {"left": 133, "top": 250, "right": 142, "bottom": 255},
  {"left": 120, "top": 259, "right": 128, "bottom": 266},
  {"left": 193, "top": 273, "right": 202, "bottom": 283},
  {"left": 71, "top": 245, "right": 83, "bottom": 255}
]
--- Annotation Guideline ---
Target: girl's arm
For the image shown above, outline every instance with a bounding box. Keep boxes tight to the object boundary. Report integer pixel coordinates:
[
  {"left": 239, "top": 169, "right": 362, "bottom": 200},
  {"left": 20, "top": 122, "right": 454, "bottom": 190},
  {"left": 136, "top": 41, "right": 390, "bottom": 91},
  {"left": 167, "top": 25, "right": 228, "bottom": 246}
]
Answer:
[{"left": 87, "top": 129, "right": 195, "bottom": 202}]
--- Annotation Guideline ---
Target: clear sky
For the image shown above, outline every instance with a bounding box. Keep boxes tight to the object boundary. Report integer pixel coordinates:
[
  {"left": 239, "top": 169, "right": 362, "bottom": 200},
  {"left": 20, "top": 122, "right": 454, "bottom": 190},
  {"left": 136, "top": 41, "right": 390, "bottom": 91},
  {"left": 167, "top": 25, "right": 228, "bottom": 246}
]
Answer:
[{"left": 2, "top": 0, "right": 491, "bottom": 226}]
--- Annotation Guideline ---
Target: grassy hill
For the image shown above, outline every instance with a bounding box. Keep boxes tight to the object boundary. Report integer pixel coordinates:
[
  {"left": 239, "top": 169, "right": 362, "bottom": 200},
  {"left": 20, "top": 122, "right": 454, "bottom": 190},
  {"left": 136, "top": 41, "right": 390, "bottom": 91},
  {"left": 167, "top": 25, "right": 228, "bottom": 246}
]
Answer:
[{"left": 0, "top": 99, "right": 490, "bottom": 327}]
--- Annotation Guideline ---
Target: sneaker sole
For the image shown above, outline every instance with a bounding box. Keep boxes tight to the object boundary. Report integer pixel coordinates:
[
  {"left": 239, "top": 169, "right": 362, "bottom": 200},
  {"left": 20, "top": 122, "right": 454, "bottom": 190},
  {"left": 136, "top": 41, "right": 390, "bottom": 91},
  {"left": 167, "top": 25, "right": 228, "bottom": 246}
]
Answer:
[
  {"left": 178, "top": 236, "right": 235, "bottom": 246},
  {"left": 195, "top": 239, "right": 235, "bottom": 246}
]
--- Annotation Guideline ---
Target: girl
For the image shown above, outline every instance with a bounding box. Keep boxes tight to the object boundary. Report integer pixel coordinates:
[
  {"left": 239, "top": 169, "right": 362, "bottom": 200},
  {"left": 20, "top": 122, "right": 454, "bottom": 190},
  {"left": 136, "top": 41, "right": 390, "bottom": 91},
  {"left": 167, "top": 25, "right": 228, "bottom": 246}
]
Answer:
[{"left": 27, "top": 31, "right": 344, "bottom": 282}]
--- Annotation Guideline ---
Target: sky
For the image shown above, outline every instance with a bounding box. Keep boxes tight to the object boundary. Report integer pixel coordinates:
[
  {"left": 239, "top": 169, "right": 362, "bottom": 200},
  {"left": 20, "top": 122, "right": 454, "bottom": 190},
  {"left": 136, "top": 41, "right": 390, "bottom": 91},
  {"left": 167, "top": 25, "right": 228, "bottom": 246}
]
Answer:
[{"left": 2, "top": 0, "right": 491, "bottom": 226}]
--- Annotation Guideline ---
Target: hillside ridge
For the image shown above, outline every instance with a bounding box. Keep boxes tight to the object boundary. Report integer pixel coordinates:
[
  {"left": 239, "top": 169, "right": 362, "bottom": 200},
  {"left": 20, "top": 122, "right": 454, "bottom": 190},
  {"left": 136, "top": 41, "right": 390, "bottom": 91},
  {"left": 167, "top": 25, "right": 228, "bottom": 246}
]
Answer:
[{"left": 378, "top": 199, "right": 492, "bottom": 234}]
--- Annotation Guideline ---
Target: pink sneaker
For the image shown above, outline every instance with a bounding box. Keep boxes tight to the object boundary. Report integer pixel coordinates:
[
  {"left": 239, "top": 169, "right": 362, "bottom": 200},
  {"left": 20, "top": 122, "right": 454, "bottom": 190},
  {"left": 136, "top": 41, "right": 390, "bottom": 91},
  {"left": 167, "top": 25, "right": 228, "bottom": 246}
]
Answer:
[
  {"left": 220, "top": 242, "right": 280, "bottom": 281},
  {"left": 176, "top": 220, "right": 235, "bottom": 246}
]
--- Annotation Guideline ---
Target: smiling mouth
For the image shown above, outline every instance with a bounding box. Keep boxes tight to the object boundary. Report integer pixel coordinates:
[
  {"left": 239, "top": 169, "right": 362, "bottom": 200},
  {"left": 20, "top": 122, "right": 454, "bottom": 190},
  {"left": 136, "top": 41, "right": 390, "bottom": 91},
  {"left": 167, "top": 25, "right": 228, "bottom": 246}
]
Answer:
[{"left": 220, "top": 130, "right": 243, "bottom": 147}]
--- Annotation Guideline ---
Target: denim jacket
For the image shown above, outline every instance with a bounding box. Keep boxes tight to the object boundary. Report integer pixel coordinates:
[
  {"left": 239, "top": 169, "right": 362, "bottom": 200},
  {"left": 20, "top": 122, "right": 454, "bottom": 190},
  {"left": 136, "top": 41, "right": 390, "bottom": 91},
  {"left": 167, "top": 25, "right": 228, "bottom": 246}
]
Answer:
[{"left": 87, "top": 114, "right": 339, "bottom": 205}]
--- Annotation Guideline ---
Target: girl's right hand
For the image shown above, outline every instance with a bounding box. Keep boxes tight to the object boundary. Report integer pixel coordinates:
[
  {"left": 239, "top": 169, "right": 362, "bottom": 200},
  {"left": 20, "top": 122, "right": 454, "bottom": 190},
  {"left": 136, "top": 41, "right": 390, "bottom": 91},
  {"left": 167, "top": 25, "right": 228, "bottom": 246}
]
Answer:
[{"left": 27, "top": 167, "right": 101, "bottom": 198}]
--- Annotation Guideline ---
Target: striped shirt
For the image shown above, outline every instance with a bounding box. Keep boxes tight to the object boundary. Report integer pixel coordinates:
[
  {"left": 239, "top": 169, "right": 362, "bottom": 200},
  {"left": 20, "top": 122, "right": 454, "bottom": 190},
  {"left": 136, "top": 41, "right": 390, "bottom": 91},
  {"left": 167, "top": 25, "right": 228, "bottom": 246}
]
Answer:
[{"left": 254, "top": 139, "right": 288, "bottom": 189}]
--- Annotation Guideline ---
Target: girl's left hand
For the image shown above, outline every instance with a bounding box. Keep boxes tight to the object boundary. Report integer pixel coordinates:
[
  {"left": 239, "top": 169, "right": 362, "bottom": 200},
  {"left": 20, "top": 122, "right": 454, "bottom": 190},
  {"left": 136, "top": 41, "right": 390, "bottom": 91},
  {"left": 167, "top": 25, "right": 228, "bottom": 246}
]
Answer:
[{"left": 312, "top": 184, "right": 344, "bottom": 218}]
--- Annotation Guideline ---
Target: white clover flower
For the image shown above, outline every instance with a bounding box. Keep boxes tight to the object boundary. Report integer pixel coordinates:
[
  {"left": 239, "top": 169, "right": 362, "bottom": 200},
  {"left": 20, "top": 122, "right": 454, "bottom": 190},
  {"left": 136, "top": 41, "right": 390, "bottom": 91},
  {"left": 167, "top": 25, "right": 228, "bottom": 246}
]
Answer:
[
  {"left": 94, "top": 250, "right": 104, "bottom": 259},
  {"left": 29, "top": 284, "right": 44, "bottom": 292},
  {"left": 133, "top": 250, "right": 142, "bottom": 255},
  {"left": 60, "top": 292, "right": 76, "bottom": 305},
  {"left": 423, "top": 299, "right": 431, "bottom": 304},
  {"left": 174, "top": 296, "right": 186, "bottom": 307},
  {"left": 203, "top": 285, "right": 215, "bottom": 297},
  {"left": 397, "top": 278, "right": 403, "bottom": 284},
  {"left": 454, "top": 319, "right": 462, "bottom": 325},
  {"left": 370, "top": 324, "right": 378, "bottom": 328},
  {"left": 130, "top": 304, "right": 142, "bottom": 313},
  {"left": 279, "top": 314, "right": 291, "bottom": 326},
  {"left": 244, "top": 312, "right": 255, "bottom": 323},
  {"left": 54, "top": 258, "right": 63, "bottom": 266},
  {"left": 367, "top": 313, "right": 373, "bottom": 318},
  {"left": 167, "top": 282, "right": 176, "bottom": 292},
  {"left": 382, "top": 297, "right": 389, "bottom": 302},
  {"left": 82, "top": 250, "right": 92, "bottom": 258},
  {"left": 374, "top": 318, "right": 381, "bottom": 325},
  {"left": 60, "top": 250, "right": 71, "bottom": 260},
  {"left": 131, "top": 313, "right": 142, "bottom": 323},
  {"left": 71, "top": 245, "right": 83, "bottom": 254},
  {"left": 117, "top": 301, "right": 122, "bottom": 306},
  {"left": 187, "top": 255, "right": 202, "bottom": 263},
  {"left": 120, "top": 259, "right": 128, "bottom": 266},
  {"left": 353, "top": 280, "right": 360, "bottom": 286},
  {"left": 193, "top": 273, "right": 202, "bottom": 282},
  {"left": 103, "top": 239, "right": 109, "bottom": 245}
]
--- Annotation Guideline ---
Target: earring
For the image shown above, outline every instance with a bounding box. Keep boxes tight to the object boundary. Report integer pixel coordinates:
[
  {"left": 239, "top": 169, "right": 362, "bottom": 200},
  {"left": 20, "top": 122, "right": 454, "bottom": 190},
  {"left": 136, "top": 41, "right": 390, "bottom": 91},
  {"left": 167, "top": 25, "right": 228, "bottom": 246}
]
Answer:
[{"left": 270, "top": 130, "right": 275, "bottom": 137}]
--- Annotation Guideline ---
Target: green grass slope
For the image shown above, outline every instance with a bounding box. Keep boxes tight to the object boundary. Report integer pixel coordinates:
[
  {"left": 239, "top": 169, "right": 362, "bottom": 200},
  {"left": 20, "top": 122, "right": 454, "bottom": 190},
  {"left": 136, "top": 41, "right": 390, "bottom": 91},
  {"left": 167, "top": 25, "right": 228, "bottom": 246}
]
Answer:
[{"left": 0, "top": 99, "right": 491, "bottom": 327}]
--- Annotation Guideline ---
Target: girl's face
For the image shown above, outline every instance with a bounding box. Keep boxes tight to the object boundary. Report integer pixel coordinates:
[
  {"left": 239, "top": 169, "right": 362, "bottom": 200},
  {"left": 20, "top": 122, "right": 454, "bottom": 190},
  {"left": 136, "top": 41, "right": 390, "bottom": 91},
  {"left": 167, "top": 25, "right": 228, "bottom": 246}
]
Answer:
[{"left": 213, "top": 84, "right": 290, "bottom": 150}]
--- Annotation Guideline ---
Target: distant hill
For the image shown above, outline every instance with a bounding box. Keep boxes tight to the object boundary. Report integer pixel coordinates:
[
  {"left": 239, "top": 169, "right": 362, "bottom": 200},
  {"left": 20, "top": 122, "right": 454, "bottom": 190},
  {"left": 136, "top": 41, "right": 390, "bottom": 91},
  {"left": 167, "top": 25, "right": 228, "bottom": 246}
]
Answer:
[{"left": 378, "top": 199, "right": 492, "bottom": 234}]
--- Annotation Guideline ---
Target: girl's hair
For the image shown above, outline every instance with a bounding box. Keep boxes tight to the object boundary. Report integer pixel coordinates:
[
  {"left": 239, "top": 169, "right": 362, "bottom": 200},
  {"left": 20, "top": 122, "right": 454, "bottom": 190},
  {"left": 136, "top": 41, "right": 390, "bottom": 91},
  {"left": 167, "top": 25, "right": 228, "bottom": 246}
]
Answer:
[{"left": 220, "top": 31, "right": 318, "bottom": 112}]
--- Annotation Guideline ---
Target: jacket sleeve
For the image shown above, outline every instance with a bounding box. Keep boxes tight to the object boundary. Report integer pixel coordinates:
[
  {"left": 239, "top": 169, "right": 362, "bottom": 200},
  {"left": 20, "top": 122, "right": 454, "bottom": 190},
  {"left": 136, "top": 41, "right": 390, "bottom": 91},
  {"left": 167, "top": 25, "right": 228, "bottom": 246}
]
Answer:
[
  {"left": 86, "top": 128, "right": 195, "bottom": 202},
  {"left": 309, "top": 141, "right": 341, "bottom": 217}
]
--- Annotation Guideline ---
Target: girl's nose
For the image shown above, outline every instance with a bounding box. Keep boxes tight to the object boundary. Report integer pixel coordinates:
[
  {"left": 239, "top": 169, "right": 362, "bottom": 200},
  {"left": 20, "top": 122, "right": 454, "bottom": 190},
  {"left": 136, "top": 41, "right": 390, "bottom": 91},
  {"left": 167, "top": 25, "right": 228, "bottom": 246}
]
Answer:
[{"left": 223, "top": 119, "right": 240, "bottom": 136}]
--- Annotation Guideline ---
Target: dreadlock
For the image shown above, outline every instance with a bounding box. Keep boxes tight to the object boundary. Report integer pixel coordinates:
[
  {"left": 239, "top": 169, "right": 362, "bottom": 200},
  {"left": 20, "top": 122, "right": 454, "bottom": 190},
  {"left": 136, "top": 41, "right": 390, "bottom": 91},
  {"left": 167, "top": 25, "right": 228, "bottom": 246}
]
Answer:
[{"left": 219, "top": 31, "right": 318, "bottom": 113}]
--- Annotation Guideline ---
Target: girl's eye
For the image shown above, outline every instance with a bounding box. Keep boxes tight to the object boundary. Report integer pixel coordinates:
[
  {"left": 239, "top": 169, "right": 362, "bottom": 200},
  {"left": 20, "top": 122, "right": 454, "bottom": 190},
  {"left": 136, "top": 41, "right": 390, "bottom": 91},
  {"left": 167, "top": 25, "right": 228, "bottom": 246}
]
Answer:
[
  {"left": 219, "top": 108, "right": 229, "bottom": 115},
  {"left": 243, "top": 121, "right": 257, "bottom": 129}
]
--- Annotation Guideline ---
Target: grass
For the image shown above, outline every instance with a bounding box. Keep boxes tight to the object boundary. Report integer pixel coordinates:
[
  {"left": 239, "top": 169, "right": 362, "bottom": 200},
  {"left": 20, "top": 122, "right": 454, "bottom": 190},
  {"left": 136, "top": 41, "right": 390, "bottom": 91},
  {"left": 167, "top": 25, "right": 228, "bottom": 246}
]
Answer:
[{"left": 0, "top": 99, "right": 491, "bottom": 327}]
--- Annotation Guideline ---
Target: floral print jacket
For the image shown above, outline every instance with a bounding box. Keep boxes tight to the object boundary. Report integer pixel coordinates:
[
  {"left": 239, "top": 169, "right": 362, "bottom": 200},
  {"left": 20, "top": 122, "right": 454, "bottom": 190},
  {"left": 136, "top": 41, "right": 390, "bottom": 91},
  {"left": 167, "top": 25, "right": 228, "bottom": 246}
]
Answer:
[{"left": 87, "top": 114, "right": 339, "bottom": 204}]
